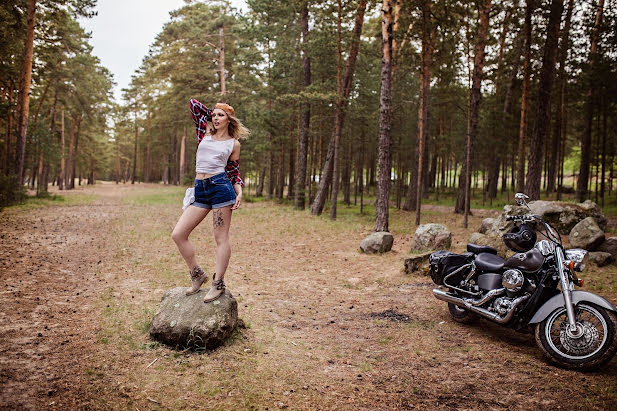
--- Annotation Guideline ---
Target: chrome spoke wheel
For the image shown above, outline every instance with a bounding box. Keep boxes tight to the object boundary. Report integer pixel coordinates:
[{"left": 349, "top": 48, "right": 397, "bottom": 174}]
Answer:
[{"left": 545, "top": 305, "right": 607, "bottom": 360}]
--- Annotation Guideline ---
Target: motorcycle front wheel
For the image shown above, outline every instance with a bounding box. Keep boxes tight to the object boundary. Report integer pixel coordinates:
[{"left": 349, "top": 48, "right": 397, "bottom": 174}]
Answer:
[{"left": 535, "top": 303, "right": 617, "bottom": 370}]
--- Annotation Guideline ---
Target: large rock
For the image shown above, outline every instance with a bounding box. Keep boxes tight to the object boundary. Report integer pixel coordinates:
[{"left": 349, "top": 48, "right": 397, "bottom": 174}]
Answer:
[
  {"left": 468, "top": 232, "right": 509, "bottom": 258},
  {"left": 569, "top": 217, "right": 605, "bottom": 251},
  {"left": 360, "top": 232, "right": 394, "bottom": 253},
  {"left": 528, "top": 200, "right": 607, "bottom": 234},
  {"left": 150, "top": 287, "right": 238, "bottom": 350},
  {"left": 597, "top": 237, "right": 617, "bottom": 258},
  {"left": 411, "top": 224, "right": 451, "bottom": 252},
  {"left": 588, "top": 252, "right": 614, "bottom": 267},
  {"left": 404, "top": 251, "right": 432, "bottom": 274}
]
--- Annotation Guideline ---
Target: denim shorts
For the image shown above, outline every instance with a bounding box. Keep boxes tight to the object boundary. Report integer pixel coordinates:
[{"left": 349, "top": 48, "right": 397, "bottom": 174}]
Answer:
[{"left": 191, "top": 172, "right": 236, "bottom": 209}]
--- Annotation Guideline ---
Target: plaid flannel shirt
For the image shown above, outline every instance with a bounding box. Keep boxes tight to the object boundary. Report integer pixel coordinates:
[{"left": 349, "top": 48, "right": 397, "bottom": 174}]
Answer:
[
  {"left": 189, "top": 99, "right": 213, "bottom": 144},
  {"left": 190, "top": 99, "right": 244, "bottom": 187}
]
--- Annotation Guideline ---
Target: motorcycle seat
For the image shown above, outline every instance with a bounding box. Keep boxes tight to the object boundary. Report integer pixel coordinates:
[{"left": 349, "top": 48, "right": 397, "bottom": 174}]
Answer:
[
  {"left": 467, "top": 243, "right": 498, "bottom": 255},
  {"left": 474, "top": 252, "right": 506, "bottom": 272}
]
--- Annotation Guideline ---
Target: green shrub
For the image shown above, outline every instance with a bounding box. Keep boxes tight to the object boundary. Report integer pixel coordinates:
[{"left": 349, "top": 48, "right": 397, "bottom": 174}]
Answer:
[{"left": 0, "top": 174, "right": 26, "bottom": 209}]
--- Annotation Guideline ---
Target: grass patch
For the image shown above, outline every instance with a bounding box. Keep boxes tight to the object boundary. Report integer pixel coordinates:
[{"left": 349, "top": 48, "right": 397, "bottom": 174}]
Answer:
[
  {"left": 6, "top": 193, "right": 97, "bottom": 211},
  {"left": 122, "top": 185, "right": 186, "bottom": 206}
]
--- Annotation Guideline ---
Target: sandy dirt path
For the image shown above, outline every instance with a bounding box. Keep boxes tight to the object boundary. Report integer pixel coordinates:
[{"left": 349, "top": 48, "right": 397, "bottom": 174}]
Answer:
[{"left": 1, "top": 183, "right": 616, "bottom": 410}]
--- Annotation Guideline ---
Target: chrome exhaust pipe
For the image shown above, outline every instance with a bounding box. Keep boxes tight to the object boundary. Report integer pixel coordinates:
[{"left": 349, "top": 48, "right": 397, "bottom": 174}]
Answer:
[{"left": 433, "top": 288, "right": 530, "bottom": 324}]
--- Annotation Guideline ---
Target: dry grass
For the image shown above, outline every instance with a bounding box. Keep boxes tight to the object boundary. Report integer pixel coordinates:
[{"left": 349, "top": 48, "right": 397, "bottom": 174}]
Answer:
[{"left": 1, "top": 182, "right": 616, "bottom": 410}]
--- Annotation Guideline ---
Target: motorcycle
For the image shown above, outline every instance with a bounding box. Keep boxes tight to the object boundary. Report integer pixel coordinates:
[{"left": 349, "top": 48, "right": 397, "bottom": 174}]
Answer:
[{"left": 430, "top": 193, "right": 617, "bottom": 370}]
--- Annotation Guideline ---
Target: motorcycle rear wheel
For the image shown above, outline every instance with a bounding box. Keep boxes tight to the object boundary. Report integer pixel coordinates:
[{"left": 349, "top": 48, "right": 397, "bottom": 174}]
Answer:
[
  {"left": 535, "top": 303, "right": 617, "bottom": 371},
  {"left": 448, "top": 303, "right": 477, "bottom": 324}
]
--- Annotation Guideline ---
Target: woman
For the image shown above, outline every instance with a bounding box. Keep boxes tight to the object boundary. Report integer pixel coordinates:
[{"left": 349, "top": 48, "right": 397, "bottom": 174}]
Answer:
[{"left": 171, "top": 99, "right": 249, "bottom": 302}]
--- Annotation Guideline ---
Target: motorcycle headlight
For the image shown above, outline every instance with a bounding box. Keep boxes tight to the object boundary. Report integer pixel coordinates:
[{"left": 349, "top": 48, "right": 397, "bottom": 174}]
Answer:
[{"left": 565, "top": 249, "right": 588, "bottom": 272}]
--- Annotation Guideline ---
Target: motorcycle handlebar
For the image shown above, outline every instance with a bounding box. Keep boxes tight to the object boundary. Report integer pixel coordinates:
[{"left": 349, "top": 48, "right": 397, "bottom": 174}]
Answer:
[{"left": 505, "top": 214, "right": 542, "bottom": 222}]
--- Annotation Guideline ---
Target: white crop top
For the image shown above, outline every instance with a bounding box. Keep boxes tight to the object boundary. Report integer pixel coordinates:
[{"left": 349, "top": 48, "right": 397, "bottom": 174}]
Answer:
[{"left": 195, "top": 135, "right": 235, "bottom": 174}]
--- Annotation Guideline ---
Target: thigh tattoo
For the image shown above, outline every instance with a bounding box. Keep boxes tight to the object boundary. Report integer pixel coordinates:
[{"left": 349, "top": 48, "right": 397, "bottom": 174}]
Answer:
[{"left": 213, "top": 209, "right": 225, "bottom": 229}]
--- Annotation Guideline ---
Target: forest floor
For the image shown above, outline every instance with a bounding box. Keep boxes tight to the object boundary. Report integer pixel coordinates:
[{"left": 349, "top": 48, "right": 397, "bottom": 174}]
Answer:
[{"left": 1, "top": 182, "right": 616, "bottom": 410}]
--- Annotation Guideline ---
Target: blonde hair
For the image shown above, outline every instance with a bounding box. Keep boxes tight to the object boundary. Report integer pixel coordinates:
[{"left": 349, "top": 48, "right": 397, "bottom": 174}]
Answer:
[{"left": 214, "top": 103, "right": 250, "bottom": 140}]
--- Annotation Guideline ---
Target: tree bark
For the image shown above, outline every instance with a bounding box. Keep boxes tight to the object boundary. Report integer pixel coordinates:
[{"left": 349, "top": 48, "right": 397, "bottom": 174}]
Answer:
[
  {"left": 15, "top": 0, "right": 37, "bottom": 186},
  {"left": 330, "top": 0, "right": 344, "bottom": 220},
  {"left": 219, "top": 24, "right": 226, "bottom": 101},
  {"left": 548, "top": 0, "right": 573, "bottom": 195},
  {"left": 414, "top": 0, "right": 432, "bottom": 226},
  {"left": 577, "top": 0, "right": 604, "bottom": 202},
  {"left": 525, "top": 0, "right": 563, "bottom": 201},
  {"left": 516, "top": 0, "right": 534, "bottom": 194},
  {"left": 295, "top": 0, "right": 311, "bottom": 210},
  {"left": 376, "top": 0, "right": 394, "bottom": 231},
  {"left": 65, "top": 114, "right": 77, "bottom": 189},
  {"left": 4, "top": 87, "right": 14, "bottom": 176},
  {"left": 145, "top": 111, "right": 152, "bottom": 182},
  {"left": 59, "top": 107, "right": 65, "bottom": 190},
  {"left": 311, "top": 0, "right": 367, "bottom": 216},
  {"left": 132, "top": 111, "right": 138, "bottom": 184},
  {"left": 455, "top": 0, "right": 491, "bottom": 221},
  {"left": 487, "top": 2, "right": 514, "bottom": 200}
]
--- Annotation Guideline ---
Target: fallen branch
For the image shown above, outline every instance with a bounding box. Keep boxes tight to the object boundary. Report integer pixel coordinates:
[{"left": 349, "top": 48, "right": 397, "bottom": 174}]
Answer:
[{"left": 146, "top": 358, "right": 158, "bottom": 368}]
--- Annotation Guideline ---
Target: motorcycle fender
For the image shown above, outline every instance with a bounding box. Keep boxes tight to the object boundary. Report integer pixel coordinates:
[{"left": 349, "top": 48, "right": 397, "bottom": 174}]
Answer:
[{"left": 528, "top": 291, "right": 617, "bottom": 324}]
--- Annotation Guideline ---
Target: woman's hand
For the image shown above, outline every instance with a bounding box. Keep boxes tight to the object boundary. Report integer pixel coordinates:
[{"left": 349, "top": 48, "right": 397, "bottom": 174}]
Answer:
[{"left": 232, "top": 186, "right": 242, "bottom": 210}]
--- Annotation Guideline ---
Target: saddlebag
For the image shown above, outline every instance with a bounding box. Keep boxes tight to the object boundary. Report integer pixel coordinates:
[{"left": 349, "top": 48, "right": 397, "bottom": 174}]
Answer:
[{"left": 429, "top": 250, "right": 473, "bottom": 286}]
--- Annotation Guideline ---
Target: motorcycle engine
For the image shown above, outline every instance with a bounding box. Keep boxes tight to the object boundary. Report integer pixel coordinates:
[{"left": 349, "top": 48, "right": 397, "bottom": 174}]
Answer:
[
  {"left": 492, "top": 297, "right": 514, "bottom": 316},
  {"left": 502, "top": 269, "right": 524, "bottom": 296}
]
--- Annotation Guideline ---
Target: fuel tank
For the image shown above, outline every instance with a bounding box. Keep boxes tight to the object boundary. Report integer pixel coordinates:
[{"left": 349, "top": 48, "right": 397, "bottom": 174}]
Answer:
[{"left": 505, "top": 248, "right": 545, "bottom": 272}]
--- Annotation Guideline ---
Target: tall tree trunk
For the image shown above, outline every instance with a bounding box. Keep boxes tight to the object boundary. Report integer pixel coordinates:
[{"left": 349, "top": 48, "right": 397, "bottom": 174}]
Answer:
[
  {"left": 132, "top": 112, "right": 138, "bottom": 184},
  {"left": 600, "top": 95, "right": 607, "bottom": 206},
  {"left": 488, "top": 2, "right": 515, "bottom": 200},
  {"left": 219, "top": 24, "right": 226, "bottom": 101},
  {"left": 295, "top": 0, "right": 311, "bottom": 210},
  {"left": 115, "top": 130, "right": 121, "bottom": 184},
  {"left": 179, "top": 126, "right": 186, "bottom": 184},
  {"left": 15, "top": 0, "right": 36, "bottom": 186},
  {"left": 525, "top": 0, "right": 563, "bottom": 201},
  {"left": 455, "top": 0, "right": 492, "bottom": 223},
  {"left": 145, "top": 111, "right": 152, "bottom": 182},
  {"left": 65, "top": 114, "right": 77, "bottom": 189},
  {"left": 500, "top": 29, "right": 523, "bottom": 197},
  {"left": 256, "top": 163, "right": 266, "bottom": 197},
  {"left": 70, "top": 116, "right": 81, "bottom": 190},
  {"left": 311, "top": 0, "right": 367, "bottom": 216},
  {"left": 330, "top": 0, "right": 344, "bottom": 220},
  {"left": 59, "top": 107, "right": 65, "bottom": 190},
  {"left": 548, "top": 0, "right": 574, "bottom": 195},
  {"left": 3, "top": 87, "right": 14, "bottom": 176},
  {"left": 288, "top": 122, "right": 295, "bottom": 200},
  {"left": 414, "top": 0, "right": 432, "bottom": 226},
  {"left": 276, "top": 142, "right": 285, "bottom": 199},
  {"left": 516, "top": 0, "right": 534, "bottom": 193},
  {"left": 376, "top": 0, "right": 394, "bottom": 231},
  {"left": 577, "top": 0, "right": 604, "bottom": 202}
]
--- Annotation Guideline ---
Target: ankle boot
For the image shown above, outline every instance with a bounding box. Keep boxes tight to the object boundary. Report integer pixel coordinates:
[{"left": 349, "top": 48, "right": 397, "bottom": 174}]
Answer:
[
  {"left": 204, "top": 273, "right": 225, "bottom": 302},
  {"left": 186, "top": 266, "right": 207, "bottom": 296}
]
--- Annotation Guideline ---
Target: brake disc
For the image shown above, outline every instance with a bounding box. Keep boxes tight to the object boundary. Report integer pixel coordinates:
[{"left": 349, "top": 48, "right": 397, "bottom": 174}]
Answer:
[{"left": 559, "top": 321, "right": 600, "bottom": 356}]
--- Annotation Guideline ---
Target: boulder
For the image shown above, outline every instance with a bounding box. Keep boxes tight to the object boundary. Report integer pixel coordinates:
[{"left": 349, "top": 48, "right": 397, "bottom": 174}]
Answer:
[
  {"left": 528, "top": 200, "right": 607, "bottom": 234},
  {"left": 411, "top": 224, "right": 452, "bottom": 252},
  {"left": 360, "top": 232, "right": 394, "bottom": 253},
  {"left": 597, "top": 237, "right": 617, "bottom": 258},
  {"left": 468, "top": 232, "right": 509, "bottom": 258},
  {"left": 569, "top": 217, "right": 605, "bottom": 251},
  {"left": 588, "top": 252, "right": 614, "bottom": 267},
  {"left": 150, "top": 287, "right": 238, "bottom": 350},
  {"left": 404, "top": 251, "right": 432, "bottom": 274}
]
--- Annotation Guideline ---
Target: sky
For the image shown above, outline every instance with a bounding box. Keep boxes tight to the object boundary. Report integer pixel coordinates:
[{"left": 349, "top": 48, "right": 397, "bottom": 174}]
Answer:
[{"left": 79, "top": 0, "right": 247, "bottom": 103}]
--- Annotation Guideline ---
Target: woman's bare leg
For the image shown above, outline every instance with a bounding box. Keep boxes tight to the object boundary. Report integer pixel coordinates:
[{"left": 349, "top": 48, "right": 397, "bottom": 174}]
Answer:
[
  {"left": 171, "top": 205, "right": 210, "bottom": 269},
  {"left": 212, "top": 206, "right": 233, "bottom": 280}
]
